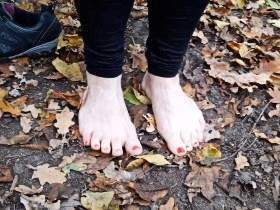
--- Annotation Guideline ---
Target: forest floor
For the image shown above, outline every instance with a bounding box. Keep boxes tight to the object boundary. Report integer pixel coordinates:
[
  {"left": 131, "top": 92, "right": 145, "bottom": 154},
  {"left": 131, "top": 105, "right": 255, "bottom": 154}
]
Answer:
[{"left": 0, "top": 0, "right": 279, "bottom": 210}]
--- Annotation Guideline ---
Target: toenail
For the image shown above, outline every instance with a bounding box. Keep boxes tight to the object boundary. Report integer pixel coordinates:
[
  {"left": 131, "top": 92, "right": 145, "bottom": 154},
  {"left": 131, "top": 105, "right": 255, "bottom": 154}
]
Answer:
[
  {"left": 132, "top": 146, "right": 139, "bottom": 150},
  {"left": 177, "top": 147, "right": 185, "bottom": 154}
]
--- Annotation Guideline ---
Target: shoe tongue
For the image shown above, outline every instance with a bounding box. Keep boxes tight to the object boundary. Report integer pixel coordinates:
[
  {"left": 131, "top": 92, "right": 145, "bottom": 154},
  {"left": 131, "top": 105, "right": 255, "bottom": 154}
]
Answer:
[{"left": 1, "top": 3, "right": 15, "bottom": 20}]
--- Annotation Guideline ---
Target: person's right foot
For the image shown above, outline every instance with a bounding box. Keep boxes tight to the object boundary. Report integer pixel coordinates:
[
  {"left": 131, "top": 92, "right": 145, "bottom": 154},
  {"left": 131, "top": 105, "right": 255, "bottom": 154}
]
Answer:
[{"left": 79, "top": 73, "right": 143, "bottom": 157}]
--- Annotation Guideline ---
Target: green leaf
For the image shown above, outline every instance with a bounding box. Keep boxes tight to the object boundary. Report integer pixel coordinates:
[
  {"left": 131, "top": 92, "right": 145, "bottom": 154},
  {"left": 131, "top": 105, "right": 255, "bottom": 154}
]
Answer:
[{"left": 123, "top": 87, "right": 141, "bottom": 105}]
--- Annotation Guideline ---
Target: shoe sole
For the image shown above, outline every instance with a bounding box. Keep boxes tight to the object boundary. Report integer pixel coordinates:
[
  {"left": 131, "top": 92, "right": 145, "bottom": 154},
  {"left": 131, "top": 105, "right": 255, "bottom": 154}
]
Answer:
[
  {"left": 0, "top": 37, "right": 59, "bottom": 62},
  {"left": 8, "top": 37, "right": 59, "bottom": 59}
]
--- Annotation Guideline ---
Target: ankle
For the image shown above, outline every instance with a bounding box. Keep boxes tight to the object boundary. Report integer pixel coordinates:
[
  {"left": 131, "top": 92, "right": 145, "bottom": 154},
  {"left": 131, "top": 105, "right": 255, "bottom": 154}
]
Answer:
[{"left": 86, "top": 72, "right": 122, "bottom": 93}]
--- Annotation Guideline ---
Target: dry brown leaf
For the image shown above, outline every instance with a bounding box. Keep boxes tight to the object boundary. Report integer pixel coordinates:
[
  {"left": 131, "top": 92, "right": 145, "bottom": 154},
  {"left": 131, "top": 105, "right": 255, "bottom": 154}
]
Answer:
[
  {"left": 57, "top": 34, "right": 83, "bottom": 50},
  {"left": 185, "top": 161, "right": 221, "bottom": 201},
  {"left": 22, "top": 104, "right": 41, "bottom": 118},
  {"left": 54, "top": 107, "right": 75, "bottom": 136},
  {"left": 268, "top": 87, "right": 280, "bottom": 104},
  {"left": 206, "top": 59, "right": 273, "bottom": 91},
  {"left": 235, "top": 152, "right": 250, "bottom": 171},
  {"left": 159, "top": 197, "right": 177, "bottom": 210},
  {"left": 254, "top": 130, "right": 280, "bottom": 145},
  {"left": 52, "top": 58, "right": 83, "bottom": 82},
  {"left": 0, "top": 88, "right": 21, "bottom": 116},
  {"left": 20, "top": 115, "right": 33, "bottom": 134},
  {"left": 0, "top": 133, "right": 31, "bottom": 145},
  {"left": 49, "top": 90, "right": 81, "bottom": 108},
  {"left": 14, "top": 185, "right": 43, "bottom": 195},
  {"left": 103, "top": 162, "right": 139, "bottom": 182},
  {"left": 0, "top": 165, "right": 13, "bottom": 183},
  {"left": 32, "top": 164, "right": 66, "bottom": 185},
  {"left": 130, "top": 182, "right": 168, "bottom": 202}
]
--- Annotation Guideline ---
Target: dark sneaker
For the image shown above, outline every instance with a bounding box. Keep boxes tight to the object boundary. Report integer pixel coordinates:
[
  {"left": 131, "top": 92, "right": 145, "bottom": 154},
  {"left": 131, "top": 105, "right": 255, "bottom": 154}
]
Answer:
[{"left": 0, "top": 2, "right": 62, "bottom": 60}]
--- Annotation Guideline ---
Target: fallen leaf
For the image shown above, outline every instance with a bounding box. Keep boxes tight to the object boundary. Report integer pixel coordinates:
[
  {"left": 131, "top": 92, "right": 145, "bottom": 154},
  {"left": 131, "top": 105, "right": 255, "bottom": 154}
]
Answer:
[
  {"left": 52, "top": 58, "right": 83, "bottom": 82},
  {"left": 104, "top": 162, "right": 139, "bottom": 182},
  {"left": 22, "top": 104, "right": 41, "bottom": 118},
  {"left": 32, "top": 164, "right": 66, "bottom": 185},
  {"left": 137, "top": 154, "right": 170, "bottom": 166},
  {"left": 268, "top": 87, "right": 280, "bottom": 104},
  {"left": 57, "top": 34, "right": 83, "bottom": 50},
  {"left": 235, "top": 152, "right": 250, "bottom": 171},
  {"left": 0, "top": 88, "right": 21, "bottom": 116},
  {"left": 124, "top": 86, "right": 142, "bottom": 105},
  {"left": 20, "top": 194, "right": 60, "bottom": 210},
  {"left": 185, "top": 161, "right": 221, "bottom": 201},
  {"left": 195, "top": 143, "right": 222, "bottom": 166},
  {"left": 0, "top": 133, "right": 31, "bottom": 145},
  {"left": 129, "top": 182, "right": 168, "bottom": 202},
  {"left": 132, "top": 88, "right": 151, "bottom": 105},
  {"left": 0, "top": 166, "right": 13, "bottom": 183},
  {"left": 143, "top": 113, "right": 156, "bottom": 133},
  {"left": 125, "top": 159, "right": 146, "bottom": 171},
  {"left": 159, "top": 197, "right": 176, "bottom": 210},
  {"left": 20, "top": 115, "right": 32, "bottom": 134},
  {"left": 49, "top": 90, "right": 81, "bottom": 108},
  {"left": 81, "top": 191, "right": 114, "bottom": 210},
  {"left": 204, "top": 124, "right": 221, "bottom": 141},
  {"left": 54, "top": 107, "right": 75, "bottom": 136},
  {"left": 14, "top": 185, "right": 43, "bottom": 195},
  {"left": 254, "top": 130, "right": 280, "bottom": 145}
]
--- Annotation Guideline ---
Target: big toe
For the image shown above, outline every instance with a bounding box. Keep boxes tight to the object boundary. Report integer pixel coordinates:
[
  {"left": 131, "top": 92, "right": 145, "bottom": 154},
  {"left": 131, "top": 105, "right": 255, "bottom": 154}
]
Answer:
[
  {"left": 125, "top": 133, "right": 143, "bottom": 156},
  {"left": 164, "top": 133, "right": 187, "bottom": 156}
]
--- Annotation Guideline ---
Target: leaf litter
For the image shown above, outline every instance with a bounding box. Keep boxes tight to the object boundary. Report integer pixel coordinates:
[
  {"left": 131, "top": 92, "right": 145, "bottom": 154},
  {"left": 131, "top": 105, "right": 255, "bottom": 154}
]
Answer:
[{"left": 0, "top": 0, "right": 279, "bottom": 209}]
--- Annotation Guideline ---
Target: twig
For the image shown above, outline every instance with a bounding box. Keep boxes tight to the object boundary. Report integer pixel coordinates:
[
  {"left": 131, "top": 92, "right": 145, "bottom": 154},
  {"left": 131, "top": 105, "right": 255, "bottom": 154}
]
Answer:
[{"left": 213, "top": 101, "right": 271, "bottom": 163}]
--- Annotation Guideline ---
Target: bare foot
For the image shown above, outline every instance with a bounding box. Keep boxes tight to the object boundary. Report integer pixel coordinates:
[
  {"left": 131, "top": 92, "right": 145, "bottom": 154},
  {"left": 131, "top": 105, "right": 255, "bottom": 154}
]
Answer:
[
  {"left": 142, "top": 72, "right": 206, "bottom": 156},
  {"left": 79, "top": 73, "right": 143, "bottom": 156}
]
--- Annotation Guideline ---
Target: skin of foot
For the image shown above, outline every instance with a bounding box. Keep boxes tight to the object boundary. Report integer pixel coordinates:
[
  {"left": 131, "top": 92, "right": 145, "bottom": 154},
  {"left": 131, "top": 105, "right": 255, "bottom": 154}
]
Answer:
[
  {"left": 142, "top": 72, "right": 206, "bottom": 156},
  {"left": 79, "top": 72, "right": 143, "bottom": 156}
]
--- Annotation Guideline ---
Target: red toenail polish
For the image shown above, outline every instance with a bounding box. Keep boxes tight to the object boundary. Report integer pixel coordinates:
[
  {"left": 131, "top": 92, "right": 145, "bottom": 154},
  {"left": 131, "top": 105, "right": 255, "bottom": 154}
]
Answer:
[
  {"left": 132, "top": 146, "right": 139, "bottom": 150},
  {"left": 177, "top": 147, "right": 185, "bottom": 154}
]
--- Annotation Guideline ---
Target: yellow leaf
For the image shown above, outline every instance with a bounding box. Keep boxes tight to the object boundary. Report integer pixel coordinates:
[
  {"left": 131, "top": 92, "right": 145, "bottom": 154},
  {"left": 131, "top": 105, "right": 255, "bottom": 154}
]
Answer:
[
  {"left": 137, "top": 154, "right": 170, "bottom": 166},
  {"left": 201, "top": 144, "right": 222, "bottom": 159},
  {"left": 81, "top": 191, "right": 114, "bottom": 210},
  {"left": 125, "top": 158, "right": 145, "bottom": 171},
  {"left": 57, "top": 34, "right": 83, "bottom": 50},
  {"left": 0, "top": 89, "right": 21, "bottom": 116},
  {"left": 52, "top": 58, "right": 83, "bottom": 82}
]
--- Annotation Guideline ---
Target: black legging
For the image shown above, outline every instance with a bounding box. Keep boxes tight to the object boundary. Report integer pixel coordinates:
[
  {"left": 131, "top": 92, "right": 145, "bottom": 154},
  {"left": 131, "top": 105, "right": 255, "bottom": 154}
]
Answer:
[{"left": 75, "top": 0, "right": 208, "bottom": 78}]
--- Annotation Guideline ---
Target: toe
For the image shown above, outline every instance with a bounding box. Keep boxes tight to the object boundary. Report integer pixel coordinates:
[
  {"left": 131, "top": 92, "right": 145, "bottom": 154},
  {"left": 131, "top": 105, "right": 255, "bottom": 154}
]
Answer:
[
  {"left": 91, "top": 133, "right": 101, "bottom": 150},
  {"left": 180, "top": 131, "right": 193, "bottom": 152},
  {"left": 125, "top": 133, "right": 142, "bottom": 156},
  {"left": 164, "top": 133, "right": 187, "bottom": 156},
  {"left": 101, "top": 138, "right": 111, "bottom": 154},
  {"left": 82, "top": 133, "right": 92, "bottom": 146},
  {"left": 112, "top": 139, "right": 123, "bottom": 157}
]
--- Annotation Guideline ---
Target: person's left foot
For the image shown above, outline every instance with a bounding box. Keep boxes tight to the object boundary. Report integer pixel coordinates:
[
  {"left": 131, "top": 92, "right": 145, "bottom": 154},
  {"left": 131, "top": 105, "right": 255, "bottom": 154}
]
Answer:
[{"left": 142, "top": 72, "right": 206, "bottom": 156}]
